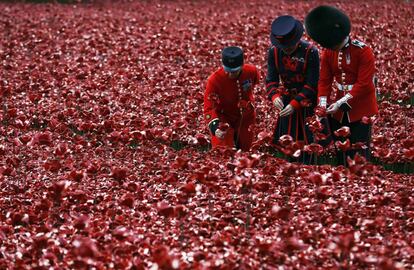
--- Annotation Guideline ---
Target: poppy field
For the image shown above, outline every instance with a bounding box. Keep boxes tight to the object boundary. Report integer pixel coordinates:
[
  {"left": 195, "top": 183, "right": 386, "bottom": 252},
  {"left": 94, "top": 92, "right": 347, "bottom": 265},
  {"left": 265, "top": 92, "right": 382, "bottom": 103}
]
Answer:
[{"left": 0, "top": 0, "right": 413, "bottom": 269}]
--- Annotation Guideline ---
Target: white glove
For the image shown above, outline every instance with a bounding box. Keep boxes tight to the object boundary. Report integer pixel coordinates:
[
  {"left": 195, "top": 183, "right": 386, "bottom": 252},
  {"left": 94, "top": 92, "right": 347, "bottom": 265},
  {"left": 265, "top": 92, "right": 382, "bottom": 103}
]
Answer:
[
  {"left": 326, "top": 94, "right": 353, "bottom": 114},
  {"left": 326, "top": 102, "right": 340, "bottom": 114},
  {"left": 273, "top": 97, "right": 284, "bottom": 110},
  {"left": 318, "top": 96, "right": 327, "bottom": 108}
]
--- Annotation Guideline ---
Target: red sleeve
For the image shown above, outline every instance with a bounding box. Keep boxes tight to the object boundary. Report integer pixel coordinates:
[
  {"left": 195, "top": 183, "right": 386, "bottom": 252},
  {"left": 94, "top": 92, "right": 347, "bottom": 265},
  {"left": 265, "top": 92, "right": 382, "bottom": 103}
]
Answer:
[
  {"left": 203, "top": 75, "right": 220, "bottom": 124},
  {"left": 254, "top": 67, "right": 260, "bottom": 86},
  {"left": 318, "top": 50, "right": 334, "bottom": 100},
  {"left": 249, "top": 67, "right": 260, "bottom": 102},
  {"left": 348, "top": 47, "right": 376, "bottom": 106}
]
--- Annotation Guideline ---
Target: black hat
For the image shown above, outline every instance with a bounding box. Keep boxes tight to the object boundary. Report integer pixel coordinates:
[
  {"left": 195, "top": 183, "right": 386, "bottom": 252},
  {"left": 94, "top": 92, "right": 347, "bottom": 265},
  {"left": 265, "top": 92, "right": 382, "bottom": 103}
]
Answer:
[
  {"left": 305, "top": 5, "right": 351, "bottom": 49},
  {"left": 270, "top": 15, "right": 304, "bottom": 49},
  {"left": 222, "top": 46, "right": 244, "bottom": 72}
]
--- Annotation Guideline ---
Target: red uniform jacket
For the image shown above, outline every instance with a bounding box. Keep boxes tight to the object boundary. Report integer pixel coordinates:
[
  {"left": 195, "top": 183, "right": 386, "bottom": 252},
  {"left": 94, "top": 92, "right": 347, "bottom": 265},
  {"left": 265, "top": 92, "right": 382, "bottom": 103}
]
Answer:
[
  {"left": 318, "top": 39, "right": 379, "bottom": 122},
  {"left": 204, "top": 64, "right": 259, "bottom": 127}
]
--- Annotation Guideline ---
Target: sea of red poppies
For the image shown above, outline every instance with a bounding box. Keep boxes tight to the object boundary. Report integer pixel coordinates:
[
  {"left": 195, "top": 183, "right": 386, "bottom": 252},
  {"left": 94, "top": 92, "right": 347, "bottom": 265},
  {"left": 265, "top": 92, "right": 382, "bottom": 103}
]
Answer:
[{"left": 0, "top": 0, "right": 413, "bottom": 269}]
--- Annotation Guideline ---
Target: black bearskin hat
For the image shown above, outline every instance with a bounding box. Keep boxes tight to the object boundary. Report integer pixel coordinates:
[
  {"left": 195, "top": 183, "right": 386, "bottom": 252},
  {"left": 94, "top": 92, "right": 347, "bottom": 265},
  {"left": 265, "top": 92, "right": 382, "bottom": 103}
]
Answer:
[{"left": 304, "top": 5, "right": 351, "bottom": 49}]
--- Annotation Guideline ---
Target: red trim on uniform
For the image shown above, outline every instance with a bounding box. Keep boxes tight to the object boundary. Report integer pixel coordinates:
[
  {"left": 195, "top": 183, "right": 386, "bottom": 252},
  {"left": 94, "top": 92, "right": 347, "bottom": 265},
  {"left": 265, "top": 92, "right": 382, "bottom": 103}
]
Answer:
[
  {"left": 274, "top": 47, "right": 279, "bottom": 71},
  {"left": 272, "top": 93, "right": 281, "bottom": 102},
  {"left": 266, "top": 87, "right": 277, "bottom": 96},
  {"left": 298, "top": 93, "right": 306, "bottom": 98},
  {"left": 266, "top": 82, "right": 278, "bottom": 88},
  {"left": 303, "top": 84, "right": 315, "bottom": 92},
  {"left": 289, "top": 99, "right": 301, "bottom": 110}
]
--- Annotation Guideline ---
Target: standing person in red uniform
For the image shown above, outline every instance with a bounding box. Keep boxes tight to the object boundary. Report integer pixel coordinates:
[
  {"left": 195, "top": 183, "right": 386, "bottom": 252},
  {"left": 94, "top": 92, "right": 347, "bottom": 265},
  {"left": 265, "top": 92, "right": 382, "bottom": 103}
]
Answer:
[
  {"left": 204, "top": 46, "right": 259, "bottom": 151},
  {"left": 305, "top": 5, "right": 379, "bottom": 165},
  {"left": 266, "top": 15, "right": 320, "bottom": 163}
]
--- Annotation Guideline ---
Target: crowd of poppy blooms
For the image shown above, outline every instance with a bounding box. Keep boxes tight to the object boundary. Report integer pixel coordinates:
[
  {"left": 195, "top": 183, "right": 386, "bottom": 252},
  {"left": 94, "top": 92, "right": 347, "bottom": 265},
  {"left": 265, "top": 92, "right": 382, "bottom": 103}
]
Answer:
[{"left": 0, "top": 0, "right": 413, "bottom": 269}]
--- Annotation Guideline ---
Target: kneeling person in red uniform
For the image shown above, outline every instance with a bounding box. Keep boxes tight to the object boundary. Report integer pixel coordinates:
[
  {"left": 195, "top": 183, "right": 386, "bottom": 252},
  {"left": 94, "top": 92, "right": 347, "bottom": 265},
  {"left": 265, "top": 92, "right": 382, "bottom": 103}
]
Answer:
[
  {"left": 305, "top": 6, "right": 379, "bottom": 165},
  {"left": 204, "top": 46, "right": 259, "bottom": 151}
]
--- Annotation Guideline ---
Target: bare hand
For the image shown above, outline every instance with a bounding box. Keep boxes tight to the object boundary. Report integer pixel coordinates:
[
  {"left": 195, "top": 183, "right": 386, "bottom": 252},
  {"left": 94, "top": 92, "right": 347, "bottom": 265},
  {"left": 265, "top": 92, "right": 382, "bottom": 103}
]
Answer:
[
  {"left": 279, "top": 104, "right": 294, "bottom": 117},
  {"left": 215, "top": 129, "right": 227, "bottom": 139}
]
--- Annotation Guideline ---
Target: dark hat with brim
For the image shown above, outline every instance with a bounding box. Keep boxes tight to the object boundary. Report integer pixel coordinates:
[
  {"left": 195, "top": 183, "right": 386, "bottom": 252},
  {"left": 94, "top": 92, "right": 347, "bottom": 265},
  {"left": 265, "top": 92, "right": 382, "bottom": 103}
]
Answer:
[
  {"left": 270, "top": 15, "right": 304, "bottom": 49},
  {"left": 222, "top": 46, "right": 244, "bottom": 72},
  {"left": 305, "top": 5, "right": 351, "bottom": 49}
]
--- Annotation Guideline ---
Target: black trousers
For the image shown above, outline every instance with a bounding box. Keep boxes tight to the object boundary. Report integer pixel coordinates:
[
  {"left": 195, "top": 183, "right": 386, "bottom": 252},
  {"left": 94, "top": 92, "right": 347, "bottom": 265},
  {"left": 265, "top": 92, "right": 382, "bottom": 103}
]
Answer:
[{"left": 329, "top": 114, "right": 372, "bottom": 166}]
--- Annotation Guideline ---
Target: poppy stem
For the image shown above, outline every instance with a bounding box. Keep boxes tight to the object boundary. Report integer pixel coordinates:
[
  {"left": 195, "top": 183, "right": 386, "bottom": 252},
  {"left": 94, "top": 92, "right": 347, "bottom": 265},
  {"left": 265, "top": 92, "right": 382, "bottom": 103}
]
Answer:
[
  {"left": 343, "top": 152, "right": 346, "bottom": 167},
  {"left": 245, "top": 189, "right": 251, "bottom": 239}
]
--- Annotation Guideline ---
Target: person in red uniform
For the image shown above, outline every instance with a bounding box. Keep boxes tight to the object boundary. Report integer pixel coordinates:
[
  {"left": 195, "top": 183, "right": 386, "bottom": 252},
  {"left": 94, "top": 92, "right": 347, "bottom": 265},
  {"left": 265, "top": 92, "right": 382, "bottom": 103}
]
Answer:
[
  {"left": 266, "top": 15, "right": 320, "bottom": 163},
  {"left": 305, "top": 5, "right": 379, "bottom": 165},
  {"left": 204, "top": 46, "right": 259, "bottom": 151}
]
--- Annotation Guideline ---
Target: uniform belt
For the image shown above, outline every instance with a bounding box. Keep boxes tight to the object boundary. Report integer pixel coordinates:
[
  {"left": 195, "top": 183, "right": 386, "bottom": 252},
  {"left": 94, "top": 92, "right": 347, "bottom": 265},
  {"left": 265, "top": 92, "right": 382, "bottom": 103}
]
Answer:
[{"left": 336, "top": 83, "right": 353, "bottom": 91}]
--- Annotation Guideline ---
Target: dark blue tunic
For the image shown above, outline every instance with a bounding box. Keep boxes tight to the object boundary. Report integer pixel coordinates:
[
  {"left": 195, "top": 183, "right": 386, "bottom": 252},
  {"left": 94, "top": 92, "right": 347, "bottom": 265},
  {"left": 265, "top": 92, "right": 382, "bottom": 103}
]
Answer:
[{"left": 266, "top": 40, "right": 320, "bottom": 146}]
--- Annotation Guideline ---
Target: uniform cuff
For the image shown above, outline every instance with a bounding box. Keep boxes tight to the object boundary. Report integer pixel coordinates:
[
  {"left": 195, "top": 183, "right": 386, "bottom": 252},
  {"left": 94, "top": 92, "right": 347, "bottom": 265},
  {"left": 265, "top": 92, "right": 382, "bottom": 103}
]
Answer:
[
  {"left": 271, "top": 93, "right": 281, "bottom": 102},
  {"left": 338, "top": 94, "right": 353, "bottom": 112},
  {"left": 289, "top": 99, "right": 301, "bottom": 110},
  {"left": 208, "top": 118, "right": 219, "bottom": 134}
]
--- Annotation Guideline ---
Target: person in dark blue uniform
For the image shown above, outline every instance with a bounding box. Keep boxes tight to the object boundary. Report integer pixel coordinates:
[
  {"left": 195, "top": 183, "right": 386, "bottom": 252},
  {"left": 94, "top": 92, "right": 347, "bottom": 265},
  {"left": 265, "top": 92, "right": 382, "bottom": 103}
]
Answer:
[{"left": 266, "top": 15, "right": 320, "bottom": 163}]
